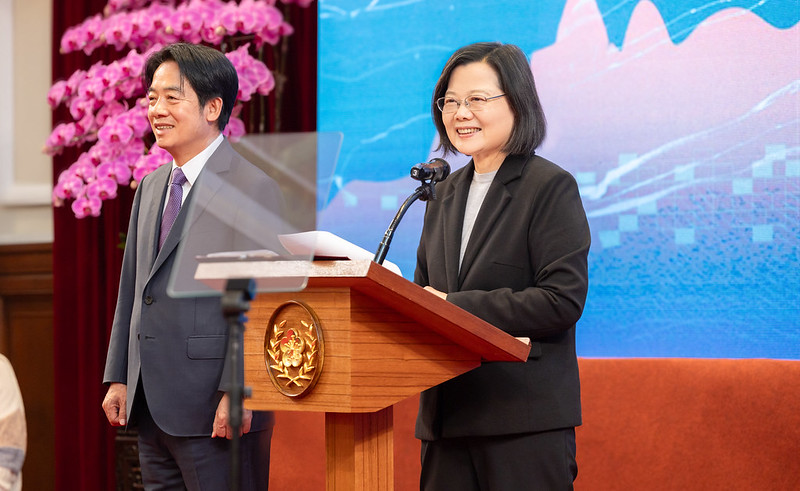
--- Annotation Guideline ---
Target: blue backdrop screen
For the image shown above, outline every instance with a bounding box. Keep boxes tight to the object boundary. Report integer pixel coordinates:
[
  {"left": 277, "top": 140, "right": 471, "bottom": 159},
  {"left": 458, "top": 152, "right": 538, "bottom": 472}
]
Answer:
[{"left": 317, "top": 0, "right": 800, "bottom": 359}]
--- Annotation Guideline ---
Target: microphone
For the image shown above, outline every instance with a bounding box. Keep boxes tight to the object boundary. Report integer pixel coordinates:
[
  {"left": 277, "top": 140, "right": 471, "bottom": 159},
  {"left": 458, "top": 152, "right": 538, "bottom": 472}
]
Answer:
[{"left": 410, "top": 158, "right": 450, "bottom": 182}]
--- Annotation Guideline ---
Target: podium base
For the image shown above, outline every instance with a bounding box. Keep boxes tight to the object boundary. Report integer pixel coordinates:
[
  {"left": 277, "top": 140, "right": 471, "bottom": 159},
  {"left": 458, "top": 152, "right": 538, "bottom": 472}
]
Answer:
[{"left": 326, "top": 406, "right": 394, "bottom": 491}]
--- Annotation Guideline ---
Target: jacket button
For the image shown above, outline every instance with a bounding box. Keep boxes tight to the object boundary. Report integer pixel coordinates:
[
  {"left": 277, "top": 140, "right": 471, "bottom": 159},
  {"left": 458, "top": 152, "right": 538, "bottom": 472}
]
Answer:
[{"left": 144, "top": 296, "right": 153, "bottom": 305}]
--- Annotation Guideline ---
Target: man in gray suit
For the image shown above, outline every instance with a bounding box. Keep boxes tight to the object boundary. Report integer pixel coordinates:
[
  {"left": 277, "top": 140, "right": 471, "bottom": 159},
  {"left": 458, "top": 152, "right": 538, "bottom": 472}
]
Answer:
[{"left": 102, "top": 43, "right": 281, "bottom": 490}]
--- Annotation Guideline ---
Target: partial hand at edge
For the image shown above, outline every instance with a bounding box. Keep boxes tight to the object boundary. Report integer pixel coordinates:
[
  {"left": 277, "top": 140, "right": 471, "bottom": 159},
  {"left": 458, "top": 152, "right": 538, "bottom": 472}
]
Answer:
[
  {"left": 102, "top": 382, "right": 128, "bottom": 426},
  {"left": 211, "top": 392, "right": 253, "bottom": 440},
  {"left": 424, "top": 285, "right": 448, "bottom": 300}
]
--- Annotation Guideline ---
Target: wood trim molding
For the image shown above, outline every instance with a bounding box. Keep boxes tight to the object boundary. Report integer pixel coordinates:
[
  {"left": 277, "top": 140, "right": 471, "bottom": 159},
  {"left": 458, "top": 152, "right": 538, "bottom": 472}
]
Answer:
[
  {"left": 0, "top": 242, "right": 53, "bottom": 296},
  {"left": 0, "top": 242, "right": 53, "bottom": 354}
]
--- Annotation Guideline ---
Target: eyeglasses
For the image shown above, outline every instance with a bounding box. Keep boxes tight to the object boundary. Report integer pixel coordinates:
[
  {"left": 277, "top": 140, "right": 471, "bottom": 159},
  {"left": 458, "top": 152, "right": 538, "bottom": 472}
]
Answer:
[{"left": 436, "top": 94, "right": 506, "bottom": 113}]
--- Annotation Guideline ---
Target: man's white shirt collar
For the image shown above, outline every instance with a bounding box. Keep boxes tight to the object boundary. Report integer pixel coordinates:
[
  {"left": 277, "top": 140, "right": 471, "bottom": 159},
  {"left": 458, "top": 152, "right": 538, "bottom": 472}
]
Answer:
[
  {"left": 170, "top": 133, "right": 224, "bottom": 185},
  {"left": 164, "top": 133, "right": 224, "bottom": 209}
]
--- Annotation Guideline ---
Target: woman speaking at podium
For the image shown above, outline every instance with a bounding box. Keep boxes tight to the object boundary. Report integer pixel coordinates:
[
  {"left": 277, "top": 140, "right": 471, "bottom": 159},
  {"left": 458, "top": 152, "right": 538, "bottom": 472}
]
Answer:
[{"left": 414, "top": 42, "right": 591, "bottom": 490}]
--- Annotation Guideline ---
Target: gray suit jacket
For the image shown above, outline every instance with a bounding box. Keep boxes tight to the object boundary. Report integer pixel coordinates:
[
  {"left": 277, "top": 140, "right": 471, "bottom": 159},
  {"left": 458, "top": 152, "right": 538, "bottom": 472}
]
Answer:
[
  {"left": 104, "top": 139, "right": 282, "bottom": 437},
  {"left": 414, "top": 153, "right": 590, "bottom": 440}
]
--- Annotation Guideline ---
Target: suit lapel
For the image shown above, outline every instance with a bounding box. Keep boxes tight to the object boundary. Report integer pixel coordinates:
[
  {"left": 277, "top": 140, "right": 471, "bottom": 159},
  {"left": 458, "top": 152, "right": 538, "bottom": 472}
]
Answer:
[
  {"left": 142, "top": 164, "right": 171, "bottom": 277},
  {"left": 442, "top": 162, "right": 473, "bottom": 294},
  {"left": 457, "top": 155, "right": 525, "bottom": 287}
]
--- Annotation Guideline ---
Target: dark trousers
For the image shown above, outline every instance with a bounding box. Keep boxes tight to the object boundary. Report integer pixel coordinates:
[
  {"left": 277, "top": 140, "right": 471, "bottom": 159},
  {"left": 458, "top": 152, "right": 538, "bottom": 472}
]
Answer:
[
  {"left": 420, "top": 428, "right": 577, "bottom": 491},
  {"left": 136, "top": 401, "right": 272, "bottom": 491}
]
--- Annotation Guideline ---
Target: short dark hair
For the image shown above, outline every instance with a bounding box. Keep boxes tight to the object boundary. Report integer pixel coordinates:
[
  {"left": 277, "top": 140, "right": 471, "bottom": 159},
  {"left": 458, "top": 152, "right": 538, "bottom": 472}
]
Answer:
[
  {"left": 432, "top": 42, "right": 546, "bottom": 157},
  {"left": 144, "top": 43, "right": 238, "bottom": 131}
]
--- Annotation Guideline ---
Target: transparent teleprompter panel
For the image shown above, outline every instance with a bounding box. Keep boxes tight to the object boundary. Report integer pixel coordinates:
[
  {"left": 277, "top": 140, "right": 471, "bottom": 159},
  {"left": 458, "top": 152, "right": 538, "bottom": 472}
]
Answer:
[{"left": 168, "top": 132, "right": 342, "bottom": 297}]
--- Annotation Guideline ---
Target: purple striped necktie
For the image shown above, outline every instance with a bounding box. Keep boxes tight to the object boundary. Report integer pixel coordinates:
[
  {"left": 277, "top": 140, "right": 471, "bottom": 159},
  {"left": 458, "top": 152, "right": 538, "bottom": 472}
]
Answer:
[{"left": 159, "top": 167, "right": 187, "bottom": 250}]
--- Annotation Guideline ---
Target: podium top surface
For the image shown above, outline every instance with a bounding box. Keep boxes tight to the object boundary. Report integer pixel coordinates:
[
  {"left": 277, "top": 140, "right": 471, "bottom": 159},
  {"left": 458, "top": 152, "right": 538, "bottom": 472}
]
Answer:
[{"left": 196, "top": 259, "right": 530, "bottom": 362}]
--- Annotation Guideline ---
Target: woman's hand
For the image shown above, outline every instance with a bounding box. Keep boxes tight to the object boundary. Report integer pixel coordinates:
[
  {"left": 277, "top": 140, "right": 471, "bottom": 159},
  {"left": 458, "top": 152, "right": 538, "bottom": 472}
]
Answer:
[{"left": 424, "top": 285, "right": 447, "bottom": 300}]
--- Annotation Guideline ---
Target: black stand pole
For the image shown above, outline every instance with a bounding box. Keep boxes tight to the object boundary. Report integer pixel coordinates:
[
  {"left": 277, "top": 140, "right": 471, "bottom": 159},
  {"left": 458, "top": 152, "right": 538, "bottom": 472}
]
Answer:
[
  {"left": 221, "top": 278, "right": 256, "bottom": 491},
  {"left": 373, "top": 181, "right": 436, "bottom": 265}
]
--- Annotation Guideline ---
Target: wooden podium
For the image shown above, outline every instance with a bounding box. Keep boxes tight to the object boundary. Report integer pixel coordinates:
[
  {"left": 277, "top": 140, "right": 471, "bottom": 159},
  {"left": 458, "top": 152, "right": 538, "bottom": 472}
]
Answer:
[{"left": 196, "top": 259, "right": 530, "bottom": 490}]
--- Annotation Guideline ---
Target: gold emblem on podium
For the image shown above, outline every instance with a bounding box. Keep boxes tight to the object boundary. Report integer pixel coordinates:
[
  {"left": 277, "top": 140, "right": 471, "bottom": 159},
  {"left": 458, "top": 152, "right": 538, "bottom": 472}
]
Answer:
[{"left": 264, "top": 300, "right": 324, "bottom": 397}]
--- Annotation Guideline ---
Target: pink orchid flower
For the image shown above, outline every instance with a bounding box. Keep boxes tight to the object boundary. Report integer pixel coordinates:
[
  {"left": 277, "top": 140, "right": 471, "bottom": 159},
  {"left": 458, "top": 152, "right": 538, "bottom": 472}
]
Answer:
[
  {"left": 223, "top": 116, "right": 246, "bottom": 141},
  {"left": 100, "top": 61, "right": 123, "bottom": 90},
  {"left": 104, "top": 13, "right": 134, "bottom": 50},
  {"left": 45, "top": 123, "right": 77, "bottom": 154},
  {"left": 88, "top": 141, "right": 114, "bottom": 166},
  {"left": 255, "top": 2, "right": 284, "bottom": 30},
  {"left": 202, "top": 25, "right": 226, "bottom": 45},
  {"left": 169, "top": 4, "right": 205, "bottom": 43},
  {"left": 47, "top": 81, "right": 69, "bottom": 108},
  {"left": 120, "top": 138, "right": 146, "bottom": 162},
  {"left": 60, "top": 26, "right": 85, "bottom": 54},
  {"left": 129, "top": 11, "right": 153, "bottom": 45},
  {"left": 70, "top": 155, "right": 97, "bottom": 182},
  {"left": 98, "top": 118, "right": 134, "bottom": 146},
  {"left": 78, "top": 77, "right": 105, "bottom": 105},
  {"left": 255, "top": 25, "right": 283, "bottom": 47},
  {"left": 53, "top": 171, "right": 86, "bottom": 200},
  {"left": 119, "top": 49, "right": 145, "bottom": 79},
  {"left": 71, "top": 195, "right": 103, "bottom": 218},
  {"left": 86, "top": 176, "right": 119, "bottom": 200},
  {"left": 66, "top": 69, "right": 86, "bottom": 98},
  {"left": 95, "top": 101, "right": 127, "bottom": 126},
  {"left": 120, "top": 107, "right": 151, "bottom": 138},
  {"left": 219, "top": 2, "right": 257, "bottom": 34},
  {"left": 75, "top": 113, "right": 97, "bottom": 138}
]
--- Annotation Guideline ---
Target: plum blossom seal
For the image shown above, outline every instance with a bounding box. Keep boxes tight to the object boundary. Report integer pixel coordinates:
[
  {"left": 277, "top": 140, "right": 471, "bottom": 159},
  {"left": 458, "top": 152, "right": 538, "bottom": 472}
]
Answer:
[{"left": 265, "top": 301, "right": 324, "bottom": 398}]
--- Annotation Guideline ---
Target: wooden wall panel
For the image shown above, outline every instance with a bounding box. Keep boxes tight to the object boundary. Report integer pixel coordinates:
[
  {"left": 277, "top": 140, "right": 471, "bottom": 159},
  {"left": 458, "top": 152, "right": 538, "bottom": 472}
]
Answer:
[{"left": 0, "top": 243, "right": 54, "bottom": 491}]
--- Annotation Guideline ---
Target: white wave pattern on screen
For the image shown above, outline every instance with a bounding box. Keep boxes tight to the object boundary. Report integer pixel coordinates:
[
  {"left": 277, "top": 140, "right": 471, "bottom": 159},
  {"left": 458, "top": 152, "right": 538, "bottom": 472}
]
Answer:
[{"left": 531, "top": 0, "right": 799, "bottom": 213}]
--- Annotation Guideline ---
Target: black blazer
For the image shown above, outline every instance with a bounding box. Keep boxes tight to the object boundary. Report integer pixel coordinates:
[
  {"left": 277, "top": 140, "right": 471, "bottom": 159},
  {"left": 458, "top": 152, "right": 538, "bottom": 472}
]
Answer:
[
  {"left": 414, "top": 153, "right": 590, "bottom": 440},
  {"left": 104, "top": 139, "right": 283, "bottom": 437}
]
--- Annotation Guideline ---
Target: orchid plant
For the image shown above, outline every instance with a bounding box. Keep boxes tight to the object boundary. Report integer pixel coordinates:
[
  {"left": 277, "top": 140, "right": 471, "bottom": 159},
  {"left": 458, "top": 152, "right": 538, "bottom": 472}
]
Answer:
[{"left": 46, "top": 0, "right": 313, "bottom": 218}]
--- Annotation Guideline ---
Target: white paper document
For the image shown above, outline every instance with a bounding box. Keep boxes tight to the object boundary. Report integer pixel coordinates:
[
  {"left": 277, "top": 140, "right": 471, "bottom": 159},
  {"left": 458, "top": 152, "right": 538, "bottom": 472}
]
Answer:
[{"left": 279, "top": 230, "right": 403, "bottom": 276}]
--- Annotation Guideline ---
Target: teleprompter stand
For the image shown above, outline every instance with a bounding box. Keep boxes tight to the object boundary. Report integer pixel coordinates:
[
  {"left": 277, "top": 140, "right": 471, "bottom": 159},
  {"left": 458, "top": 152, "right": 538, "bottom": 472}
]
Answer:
[{"left": 221, "top": 278, "right": 256, "bottom": 491}]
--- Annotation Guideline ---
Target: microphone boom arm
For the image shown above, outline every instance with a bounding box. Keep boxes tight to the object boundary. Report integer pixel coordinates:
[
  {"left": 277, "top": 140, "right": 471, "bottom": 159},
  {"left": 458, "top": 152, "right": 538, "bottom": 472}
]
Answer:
[{"left": 373, "top": 180, "right": 436, "bottom": 265}]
